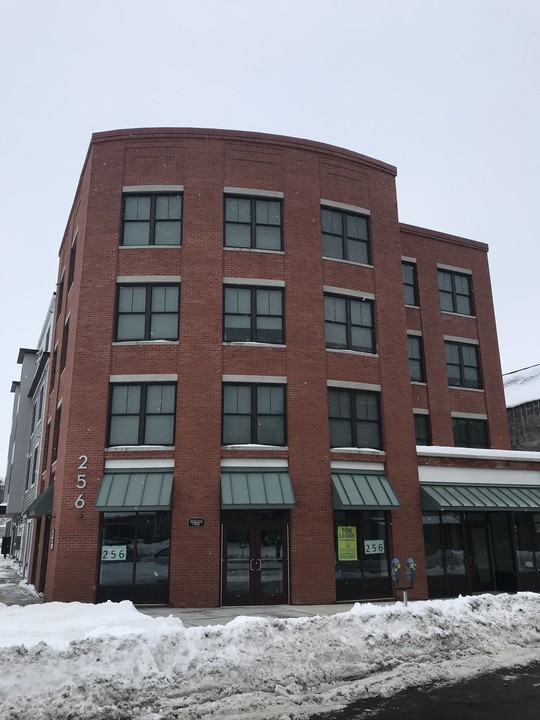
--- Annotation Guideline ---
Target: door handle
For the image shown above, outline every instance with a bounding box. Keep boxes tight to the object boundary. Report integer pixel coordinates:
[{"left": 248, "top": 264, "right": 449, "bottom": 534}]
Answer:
[
  {"left": 256, "top": 559, "right": 261, "bottom": 571},
  {"left": 249, "top": 559, "right": 255, "bottom": 571},
  {"left": 249, "top": 559, "right": 262, "bottom": 571},
  {"left": 469, "top": 554, "right": 476, "bottom": 566}
]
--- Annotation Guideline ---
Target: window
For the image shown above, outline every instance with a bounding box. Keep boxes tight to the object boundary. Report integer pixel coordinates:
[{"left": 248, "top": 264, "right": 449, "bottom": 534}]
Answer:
[
  {"left": 402, "top": 261, "right": 418, "bottom": 306},
  {"left": 116, "top": 285, "right": 180, "bottom": 341},
  {"left": 328, "top": 388, "right": 382, "bottom": 449},
  {"left": 408, "top": 335, "right": 425, "bottom": 382},
  {"left": 438, "top": 269, "right": 473, "bottom": 315},
  {"left": 42, "top": 422, "right": 51, "bottom": 471},
  {"left": 224, "top": 196, "right": 282, "bottom": 250},
  {"left": 56, "top": 274, "right": 65, "bottom": 317},
  {"left": 453, "top": 417, "right": 489, "bottom": 448},
  {"left": 52, "top": 406, "right": 62, "bottom": 463},
  {"left": 68, "top": 236, "right": 77, "bottom": 288},
  {"left": 60, "top": 321, "right": 69, "bottom": 372},
  {"left": 108, "top": 383, "right": 176, "bottom": 446},
  {"left": 445, "top": 341, "right": 481, "bottom": 389},
  {"left": 321, "top": 207, "right": 370, "bottom": 265},
  {"left": 30, "top": 446, "right": 39, "bottom": 487},
  {"left": 49, "top": 347, "right": 57, "bottom": 393},
  {"left": 223, "top": 286, "right": 284, "bottom": 344},
  {"left": 324, "top": 295, "right": 375, "bottom": 353},
  {"left": 414, "top": 413, "right": 431, "bottom": 446},
  {"left": 122, "top": 194, "right": 182, "bottom": 246},
  {"left": 222, "top": 383, "right": 286, "bottom": 446}
]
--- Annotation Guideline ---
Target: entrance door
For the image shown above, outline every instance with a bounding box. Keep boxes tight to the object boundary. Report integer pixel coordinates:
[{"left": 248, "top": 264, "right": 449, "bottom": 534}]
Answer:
[
  {"left": 222, "top": 511, "right": 289, "bottom": 605},
  {"left": 466, "top": 519, "right": 494, "bottom": 592}
]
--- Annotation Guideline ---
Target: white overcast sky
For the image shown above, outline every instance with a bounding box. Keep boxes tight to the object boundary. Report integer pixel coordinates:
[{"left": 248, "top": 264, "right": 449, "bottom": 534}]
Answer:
[{"left": 1, "top": 0, "right": 538, "bottom": 465}]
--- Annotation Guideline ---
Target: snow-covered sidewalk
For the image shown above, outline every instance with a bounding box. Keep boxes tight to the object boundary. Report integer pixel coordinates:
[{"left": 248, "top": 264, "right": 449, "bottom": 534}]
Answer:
[{"left": 1, "top": 593, "right": 540, "bottom": 719}]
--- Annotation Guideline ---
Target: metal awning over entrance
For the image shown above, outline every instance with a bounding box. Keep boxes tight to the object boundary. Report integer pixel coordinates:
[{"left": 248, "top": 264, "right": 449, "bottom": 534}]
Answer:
[
  {"left": 221, "top": 470, "right": 296, "bottom": 509},
  {"left": 25, "top": 484, "right": 54, "bottom": 517},
  {"left": 332, "top": 472, "right": 400, "bottom": 510},
  {"left": 95, "top": 472, "right": 173, "bottom": 511},
  {"left": 420, "top": 483, "right": 540, "bottom": 512}
]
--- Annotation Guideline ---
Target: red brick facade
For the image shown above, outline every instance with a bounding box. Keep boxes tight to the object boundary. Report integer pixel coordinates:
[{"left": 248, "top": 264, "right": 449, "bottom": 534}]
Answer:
[{"left": 29, "top": 129, "right": 531, "bottom": 607}]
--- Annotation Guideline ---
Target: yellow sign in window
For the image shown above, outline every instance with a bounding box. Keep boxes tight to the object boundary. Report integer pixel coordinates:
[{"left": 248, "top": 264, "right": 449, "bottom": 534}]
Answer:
[{"left": 337, "top": 526, "right": 358, "bottom": 561}]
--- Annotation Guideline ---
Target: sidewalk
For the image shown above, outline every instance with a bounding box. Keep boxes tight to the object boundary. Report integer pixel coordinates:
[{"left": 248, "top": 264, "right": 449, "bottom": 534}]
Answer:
[
  {"left": 0, "top": 558, "right": 43, "bottom": 606},
  {"left": 0, "top": 556, "right": 388, "bottom": 625}
]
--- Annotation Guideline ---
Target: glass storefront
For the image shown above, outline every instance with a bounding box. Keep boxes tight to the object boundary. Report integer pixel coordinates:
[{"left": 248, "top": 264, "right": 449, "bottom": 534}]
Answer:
[
  {"left": 334, "top": 510, "right": 391, "bottom": 600},
  {"left": 423, "top": 512, "right": 467, "bottom": 597},
  {"left": 97, "top": 510, "right": 170, "bottom": 603}
]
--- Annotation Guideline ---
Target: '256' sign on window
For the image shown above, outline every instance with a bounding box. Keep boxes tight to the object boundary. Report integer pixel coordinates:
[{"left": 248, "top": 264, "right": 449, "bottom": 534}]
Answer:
[
  {"left": 101, "top": 546, "right": 128, "bottom": 561},
  {"left": 364, "top": 539, "right": 385, "bottom": 555}
]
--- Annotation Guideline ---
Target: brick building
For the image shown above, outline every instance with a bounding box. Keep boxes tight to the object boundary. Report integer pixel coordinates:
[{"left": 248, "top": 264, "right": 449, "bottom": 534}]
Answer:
[{"left": 27, "top": 128, "right": 540, "bottom": 606}]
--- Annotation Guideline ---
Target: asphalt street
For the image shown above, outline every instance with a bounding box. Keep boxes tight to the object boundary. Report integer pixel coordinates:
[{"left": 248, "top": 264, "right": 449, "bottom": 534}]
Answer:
[{"left": 309, "top": 662, "right": 540, "bottom": 720}]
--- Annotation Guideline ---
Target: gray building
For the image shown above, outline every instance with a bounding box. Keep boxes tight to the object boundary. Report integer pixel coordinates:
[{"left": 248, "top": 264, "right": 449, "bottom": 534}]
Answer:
[
  {"left": 3, "top": 298, "right": 54, "bottom": 575},
  {"left": 504, "top": 364, "right": 540, "bottom": 452}
]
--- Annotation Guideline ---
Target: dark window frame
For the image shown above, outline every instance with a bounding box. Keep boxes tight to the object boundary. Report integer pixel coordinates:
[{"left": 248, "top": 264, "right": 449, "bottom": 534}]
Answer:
[
  {"left": 328, "top": 388, "right": 382, "bottom": 450},
  {"left": 414, "top": 413, "right": 432, "bottom": 446},
  {"left": 222, "top": 382, "right": 287, "bottom": 446},
  {"left": 402, "top": 261, "right": 419, "bottom": 306},
  {"left": 68, "top": 234, "right": 77, "bottom": 289},
  {"left": 438, "top": 269, "right": 474, "bottom": 316},
  {"left": 407, "top": 334, "right": 425, "bottom": 383},
  {"left": 60, "top": 320, "right": 70, "bottom": 373},
  {"left": 445, "top": 340, "right": 482, "bottom": 389},
  {"left": 452, "top": 416, "right": 489, "bottom": 448},
  {"left": 324, "top": 293, "right": 375, "bottom": 354},
  {"left": 115, "top": 284, "right": 180, "bottom": 342},
  {"left": 121, "top": 193, "right": 183, "bottom": 247},
  {"left": 321, "top": 206, "right": 371, "bottom": 265},
  {"left": 223, "top": 285, "right": 285, "bottom": 344},
  {"left": 224, "top": 195, "right": 283, "bottom": 251},
  {"left": 108, "top": 382, "right": 177, "bottom": 447}
]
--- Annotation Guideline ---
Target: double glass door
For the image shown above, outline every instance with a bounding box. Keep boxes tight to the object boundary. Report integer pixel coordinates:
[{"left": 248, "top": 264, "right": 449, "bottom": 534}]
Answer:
[
  {"left": 222, "top": 511, "right": 289, "bottom": 605},
  {"left": 466, "top": 517, "right": 494, "bottom": 592}
]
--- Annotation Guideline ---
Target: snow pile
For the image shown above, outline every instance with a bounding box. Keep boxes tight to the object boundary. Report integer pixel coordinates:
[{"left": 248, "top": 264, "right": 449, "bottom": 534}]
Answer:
[
  {"left": 504, "top": 363, "right": 540, "bottom": 408},
  {"left": 1, "top": 594, "right": 540, "bottom": 719}
]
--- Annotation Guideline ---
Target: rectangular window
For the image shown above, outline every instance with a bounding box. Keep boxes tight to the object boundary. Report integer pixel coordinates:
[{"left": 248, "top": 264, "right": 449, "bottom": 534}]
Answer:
[
  {"left": 68, "top": 236, "right": 77, "bottom": 288},
  {"left": 328, "top": 388, "right": 382, "bottom": 450},
  {"left": 42, "top": 422, "right": 51, "bottom": 471},
  {"left": 56, "top": 274, "right": 65, "bottom": 318},
  {"left": 108, "top": 383, "right": 176, "bottom": 447},
  {"left": 324, "top": 294, "right": 375, "bottom": 353},
  {"left": 438, "top": 269, "right": 473, "bottom": 315},
  {"left": 49, "top": 347, "right": 57, "bottom": 393},
  {"left": 321, "top": 207, "right": 370, "bottom": 265},
  {"left": 445, "top": 341, "right": 481, "bottom": 389},
  {"left": 453, "top": 417, "right": 489, "bottom": 448},
  {"left": 30, "top": 446, "right": 39, "bottom": 487},
  {"left": 60, "top": 321, "right": 70, "bottom": 372},
  {"left": 52, "top": 406, "right": 62, "bottom": 463},
  {"left": 223, "top": 286, "right": 284, "bottom": 344},
  {"left": 402, "top": 261, "right": 418, "bottom": 306},
  {"left": 408, "top": 335, "right": 425, "bottom": 382},
  {"left": 414, "top": 413, "right": 431, "bottom": 446},
  {"left": 224, "top": 196, "right": 282, "bottom": 250},
  {"left": 122, "top": 194, "right": 182, "bottom": 246},
  {"left": 222, "top": 383, "right": 286, "bottom": 446},
  {"left": 116, "top": 285, "right": 180, "bottom": 341}
]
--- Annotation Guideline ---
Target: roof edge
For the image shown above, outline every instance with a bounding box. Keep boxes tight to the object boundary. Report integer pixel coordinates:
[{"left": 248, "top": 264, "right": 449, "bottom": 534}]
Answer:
[
  {"left": 90, "top": 127, "right": 398, "bottom": 177},
  {"left": 400, "top": 223, "right": 488, "bottom": 251}
]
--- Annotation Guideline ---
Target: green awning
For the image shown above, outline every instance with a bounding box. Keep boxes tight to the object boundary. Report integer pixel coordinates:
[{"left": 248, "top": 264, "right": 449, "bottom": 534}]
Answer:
[
  {"left": 420, "top": 484, "right": 540, "bottom": 512},
  {"left": 332, "top": 472, "right": 400, "bottom": 509},
  {"left": 25, "top": 484, "right": 54, "bottom": 518},
  {"left": 221, "top": 470, "right": 295, "bottom": 509},
  {"left": 95, "top": 472, "right": 173, "bottom": 511}
]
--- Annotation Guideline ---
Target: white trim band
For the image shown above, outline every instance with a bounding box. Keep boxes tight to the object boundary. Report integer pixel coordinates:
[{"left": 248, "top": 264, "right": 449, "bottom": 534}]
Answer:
[
  {"left": 223, "top": 278, "right": 285, "bottom": 287},
  {"left": 105, "top": 459, "right": 175, "bottom": 469},
  {"left": 321, "top": 199, "right": 370, "bottom": 215},
  {"left": 437, "top": 263, "right": 472, "bottom": 275},
  {"left": 327, "top": 380, "right": 381, "bottom": 392},
  {"left": 117, "top": 276, "right": 181, "bottom": 283},
  {"left": 222, "top": 375, "right": 287, "bottom": 384},
  {"left": 224, "top": 187, "right": 284, "bottom": 198},
  {"left": 110, "top": 374, "right": 178, "bottom": 382},
  {"left": 323, "top": 286, "right": 375, "bottom": 300},
  {"left": 444, "top": 335, "right": 479, "bottom": 345},
  {"left": 123, "top": 185, "right": 184, "bottom": 192}
]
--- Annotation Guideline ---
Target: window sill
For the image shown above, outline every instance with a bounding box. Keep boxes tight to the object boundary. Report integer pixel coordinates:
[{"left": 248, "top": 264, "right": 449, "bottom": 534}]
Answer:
[
  {"left": 330, "top": 447, "right": 385, "bottom": 455},
  {"left": 326, "top": 348, "right": 378, "bottom": 357},
  {"left": 223, "top": 247, "right": 284, "bottom": 255},
  {"left": 448, "top": 386, "right": 484, "bottom": 393},
  {"left": 106, "top": 445, "right": 176, "bottom": 451},
  {"left": 112, "top": 341, "right": 179, "bottom": 346},
  {"left": 323, "top": 257, "right": 373, "bottom": 269},
  {"left": 404, "top": 304, "right": 420, "bottom": 309},
  {"left": 411, "top": 381, "right": 427, "bottom": 386},
  {"left": 222, "top": 444, "right": 288, "bottom": 451},
  {"left": 441, "top": 311, "right": 476, "bottom": 319},
  {"left": 223, "top": 342, "right": 286, "bottom": 348},
  {"left": 119, "top": 244, "right": 182, "bottom": 249}
]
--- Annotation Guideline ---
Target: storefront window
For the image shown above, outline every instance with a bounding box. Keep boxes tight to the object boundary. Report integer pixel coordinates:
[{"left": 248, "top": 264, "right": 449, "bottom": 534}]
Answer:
[
  {"left": 515, "top": 513, "right": 537, "bottom": 572},
  {"left": 99, "top": 511, "right": 170, "bottom": 598},
  {"left": 423, "top": 513, "right": 465, "bottom": 576},
  {"left": 334, "top": 510, "right": 391, "bottom": 600}
]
